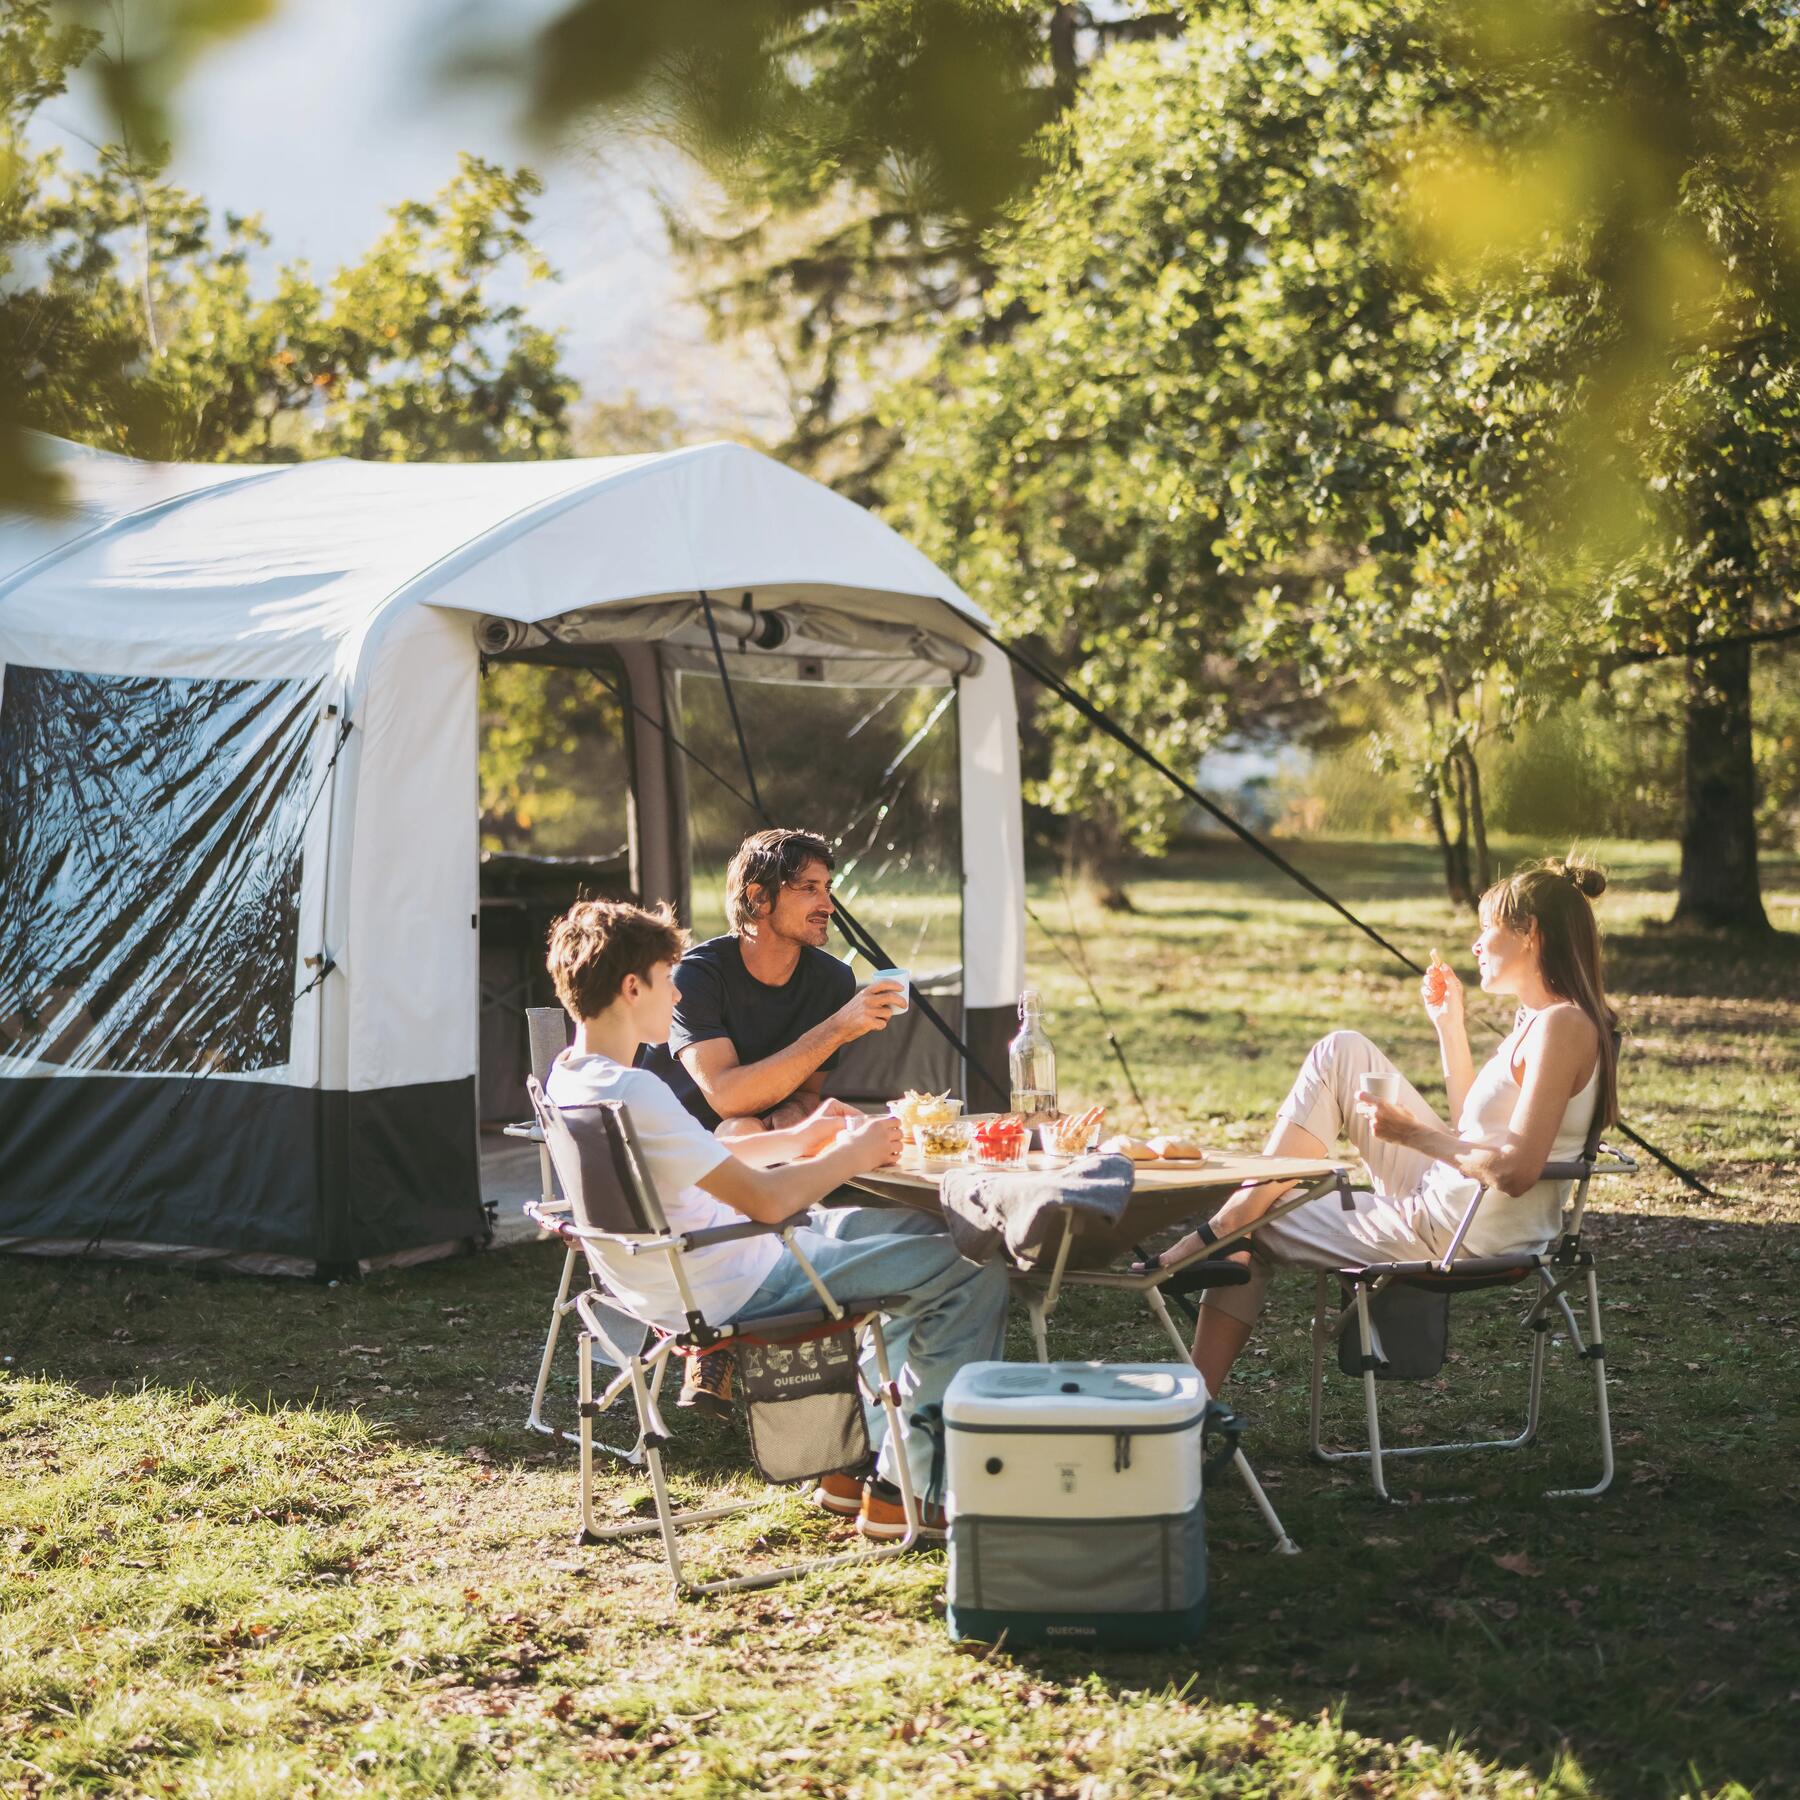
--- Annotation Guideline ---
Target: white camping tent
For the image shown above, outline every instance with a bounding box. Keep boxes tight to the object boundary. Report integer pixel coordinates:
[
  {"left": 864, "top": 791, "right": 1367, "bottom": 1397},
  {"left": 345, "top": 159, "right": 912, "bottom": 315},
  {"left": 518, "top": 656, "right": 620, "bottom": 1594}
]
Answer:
[{"left": 0, "top": 435, "right": 1025, "bottom": 1274}]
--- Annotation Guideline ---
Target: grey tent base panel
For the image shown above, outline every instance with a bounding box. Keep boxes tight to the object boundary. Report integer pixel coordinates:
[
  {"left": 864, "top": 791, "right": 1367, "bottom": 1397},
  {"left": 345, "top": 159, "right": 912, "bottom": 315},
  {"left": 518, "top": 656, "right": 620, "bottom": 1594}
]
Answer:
[{"left": 0, "top": 1072, "right": 486, "bottom": 1268}]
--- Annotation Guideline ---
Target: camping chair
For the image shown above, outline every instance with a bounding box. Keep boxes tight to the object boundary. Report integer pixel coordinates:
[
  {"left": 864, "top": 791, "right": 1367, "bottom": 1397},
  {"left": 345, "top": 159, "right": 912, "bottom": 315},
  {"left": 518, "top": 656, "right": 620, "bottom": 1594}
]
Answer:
[
  {"left": 511, "top": 1006, "right": 611, "bottom": 1445},
  {"left": 1307, "top": 1100, "right": 1636, "bottom": 1502},
  {"left": 526, "top": 1076, "right": 921, "bottom": 1595}
]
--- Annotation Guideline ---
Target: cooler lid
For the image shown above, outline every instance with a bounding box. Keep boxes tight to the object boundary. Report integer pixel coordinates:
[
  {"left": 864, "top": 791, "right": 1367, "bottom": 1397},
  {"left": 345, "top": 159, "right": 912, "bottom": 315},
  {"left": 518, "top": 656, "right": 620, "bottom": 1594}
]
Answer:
[{"left": 944, "top": 1361, "right": 1208, "bottom": 1430}]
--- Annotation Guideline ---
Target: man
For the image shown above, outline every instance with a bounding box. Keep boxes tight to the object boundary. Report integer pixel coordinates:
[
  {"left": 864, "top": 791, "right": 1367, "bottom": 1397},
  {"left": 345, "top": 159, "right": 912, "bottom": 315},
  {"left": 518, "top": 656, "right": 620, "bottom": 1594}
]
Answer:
[
  {"left": 645, "top": 826, "right": 932, "bottom": 1420},
  {"left": 658, "top": 828, "right": 906, "bottom": 1134},
  {"left": 544, "top": 897, "right": 1006, "bottom": 1538}
]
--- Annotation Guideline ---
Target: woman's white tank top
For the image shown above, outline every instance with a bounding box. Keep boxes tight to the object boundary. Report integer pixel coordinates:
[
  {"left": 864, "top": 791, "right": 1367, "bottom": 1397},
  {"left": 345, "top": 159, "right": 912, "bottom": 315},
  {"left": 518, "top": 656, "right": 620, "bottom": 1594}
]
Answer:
[{"left": 1419, "top": 1012, "right": 1602, "bottom": 1257}]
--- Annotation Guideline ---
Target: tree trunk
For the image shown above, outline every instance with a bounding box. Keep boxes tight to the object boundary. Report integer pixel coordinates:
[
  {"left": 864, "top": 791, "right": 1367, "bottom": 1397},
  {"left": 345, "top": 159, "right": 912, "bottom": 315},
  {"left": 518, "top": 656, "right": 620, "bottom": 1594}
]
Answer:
[
  {"left": 1427, "top": 778, "right": 1474, "bottom": 910},
  {"left": 1674, "top": 639, "right": 1770, "bottom": 930},
  {"left": 1459, "top": 744, "right": 1493, "bottom": 895},
  {"left": 1066, "top": 814, "right": 1134, "bottom": 913}
]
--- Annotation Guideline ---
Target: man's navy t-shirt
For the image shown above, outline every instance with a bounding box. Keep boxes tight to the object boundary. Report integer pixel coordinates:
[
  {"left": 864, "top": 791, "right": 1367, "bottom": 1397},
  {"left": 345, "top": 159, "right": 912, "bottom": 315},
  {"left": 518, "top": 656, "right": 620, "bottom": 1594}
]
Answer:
[{"left": 650, "top": 934, "right": 856, "bottom": 1128}]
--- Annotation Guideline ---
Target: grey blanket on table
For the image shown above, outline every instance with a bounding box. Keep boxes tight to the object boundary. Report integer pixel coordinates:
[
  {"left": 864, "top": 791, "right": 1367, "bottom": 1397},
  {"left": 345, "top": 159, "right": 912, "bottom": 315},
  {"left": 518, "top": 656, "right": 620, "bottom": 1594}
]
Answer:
[{"left": 938, "top": 1153, "right": 1135, "bottom": 1270}]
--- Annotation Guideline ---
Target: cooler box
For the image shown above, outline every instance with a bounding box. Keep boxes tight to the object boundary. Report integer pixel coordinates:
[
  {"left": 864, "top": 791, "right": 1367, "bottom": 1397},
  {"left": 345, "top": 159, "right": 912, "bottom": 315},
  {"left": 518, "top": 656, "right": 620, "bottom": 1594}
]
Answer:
[{"left": 942, "top": 1361, "right": 1239, "bottom": 1649}]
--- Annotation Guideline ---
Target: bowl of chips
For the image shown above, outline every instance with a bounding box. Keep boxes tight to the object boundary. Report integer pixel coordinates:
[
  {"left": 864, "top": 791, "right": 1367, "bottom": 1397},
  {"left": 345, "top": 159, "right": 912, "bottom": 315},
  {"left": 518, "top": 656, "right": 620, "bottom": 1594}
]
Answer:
[{"left": 888, "top": 1088, "right": 963, "bottom": 1144}]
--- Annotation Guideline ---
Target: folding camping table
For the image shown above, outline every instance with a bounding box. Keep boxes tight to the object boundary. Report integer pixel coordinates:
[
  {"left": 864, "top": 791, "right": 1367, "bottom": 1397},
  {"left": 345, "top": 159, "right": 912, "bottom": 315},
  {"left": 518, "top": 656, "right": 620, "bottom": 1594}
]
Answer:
[{"left": 847, "top": 1150, "right": 1351, "bottom": 1554}]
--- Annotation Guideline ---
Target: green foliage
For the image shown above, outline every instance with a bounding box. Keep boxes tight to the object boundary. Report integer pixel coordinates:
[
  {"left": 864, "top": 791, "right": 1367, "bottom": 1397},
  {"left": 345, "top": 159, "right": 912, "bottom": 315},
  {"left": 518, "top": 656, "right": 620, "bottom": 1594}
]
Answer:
[
  {"left": 479, "top": 662, "right": 632, "bottom": 857},
  {"left": 0, "top": 10, "right": 575, "bottom": 479},
  {"left": 511, "top": 3, "right": 1177, "bottom": 493},
  {"left": 0, "top": 0, "right": 277, "bottom": 506},
  {"left": 883, "top": 0, "right": 1800, "bottom": 911},
  {"left": 505, "top": 0, "right": 1056, "bottom": 226},
  {"left": 885, "top": 0, "right": 1499, "bottom": 862}
]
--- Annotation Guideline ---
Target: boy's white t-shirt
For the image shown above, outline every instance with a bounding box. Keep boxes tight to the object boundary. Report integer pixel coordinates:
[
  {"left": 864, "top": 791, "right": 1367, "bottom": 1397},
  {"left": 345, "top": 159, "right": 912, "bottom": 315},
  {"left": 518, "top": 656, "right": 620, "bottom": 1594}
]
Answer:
[{"left": 545, "top": 1047, "right": 781, "bottom": 1331}]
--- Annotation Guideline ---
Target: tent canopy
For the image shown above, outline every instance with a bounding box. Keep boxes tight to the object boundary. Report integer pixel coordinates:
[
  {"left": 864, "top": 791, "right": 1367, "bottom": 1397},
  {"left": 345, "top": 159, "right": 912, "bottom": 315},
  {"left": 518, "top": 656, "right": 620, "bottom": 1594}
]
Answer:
[{"left": 0, "top": 435, "right": 991, "bottom": 683}]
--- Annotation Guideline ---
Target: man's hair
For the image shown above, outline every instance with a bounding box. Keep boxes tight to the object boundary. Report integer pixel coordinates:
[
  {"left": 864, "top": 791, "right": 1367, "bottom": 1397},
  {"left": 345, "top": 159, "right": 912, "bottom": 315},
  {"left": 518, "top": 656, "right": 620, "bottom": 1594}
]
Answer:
[
  {"left": 546, "top": 899, "right": 687, "bottom": 1022},
  {"left": 725, "top": 828, "right": 835, "bottom": 932}
]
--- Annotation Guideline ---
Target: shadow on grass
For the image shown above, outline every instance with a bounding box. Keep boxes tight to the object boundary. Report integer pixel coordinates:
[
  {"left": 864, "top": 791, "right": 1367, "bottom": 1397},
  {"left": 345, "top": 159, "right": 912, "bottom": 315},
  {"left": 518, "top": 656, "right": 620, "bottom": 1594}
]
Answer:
[
  {"left": 999, "top": 1207, "right": 1800, "bottom": 1799},
  {"left": 5, "top": 1202, "right": 1797, "bottom": 1796}
]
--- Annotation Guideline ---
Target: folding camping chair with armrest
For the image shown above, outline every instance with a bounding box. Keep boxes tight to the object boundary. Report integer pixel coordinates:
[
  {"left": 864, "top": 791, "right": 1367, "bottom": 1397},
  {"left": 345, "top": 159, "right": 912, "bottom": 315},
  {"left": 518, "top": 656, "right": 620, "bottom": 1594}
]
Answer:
[
  {"left": 1308, "top": 1097, "right": 1636, "bottom": 1503},
  {"left": 526, "top": 1076, "right": 921, "bottom": 1596},
  {"left": 508, "top": 1005, "right": 602, "bottom": 1445}
]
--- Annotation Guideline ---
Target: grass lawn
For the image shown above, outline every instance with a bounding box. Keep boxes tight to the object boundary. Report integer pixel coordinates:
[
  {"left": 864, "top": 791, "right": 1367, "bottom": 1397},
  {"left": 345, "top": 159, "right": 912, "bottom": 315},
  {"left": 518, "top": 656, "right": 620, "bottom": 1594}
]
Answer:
[{"left": 3, "top": 837, "right": 1797, "bottom": 1799}]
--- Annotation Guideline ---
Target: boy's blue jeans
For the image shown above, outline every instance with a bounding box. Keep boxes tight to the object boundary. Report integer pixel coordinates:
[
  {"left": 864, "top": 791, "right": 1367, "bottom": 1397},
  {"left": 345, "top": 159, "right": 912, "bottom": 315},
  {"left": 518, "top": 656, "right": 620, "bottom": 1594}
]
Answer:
[{"left": 733, "top": 1204, "right": 1008, "bottom": 1498}]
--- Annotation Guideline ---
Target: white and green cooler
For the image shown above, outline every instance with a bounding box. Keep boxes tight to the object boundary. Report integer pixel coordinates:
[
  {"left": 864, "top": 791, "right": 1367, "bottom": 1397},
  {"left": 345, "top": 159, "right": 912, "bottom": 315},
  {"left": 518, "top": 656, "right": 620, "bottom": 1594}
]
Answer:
[{"left": 942, "top": 1361, "right": 1241, "bottom": 1649}]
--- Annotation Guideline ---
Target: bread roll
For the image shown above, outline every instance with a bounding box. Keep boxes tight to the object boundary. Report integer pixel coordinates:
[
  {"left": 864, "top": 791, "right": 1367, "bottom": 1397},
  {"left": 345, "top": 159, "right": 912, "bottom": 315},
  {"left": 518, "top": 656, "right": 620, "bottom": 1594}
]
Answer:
[
  {"left": 1149, "top": 1134, "right": 1206, "bottom": 1160},
  {"left": 1100, "top": 1134, "right": 1159, "bottom": 1163}
]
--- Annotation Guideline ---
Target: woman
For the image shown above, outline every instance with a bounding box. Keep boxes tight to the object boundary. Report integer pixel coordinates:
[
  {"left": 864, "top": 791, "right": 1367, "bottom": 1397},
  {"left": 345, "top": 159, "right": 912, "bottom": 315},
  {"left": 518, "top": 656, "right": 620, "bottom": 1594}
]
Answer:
[{"left": 1160, "top": 858, "right": 1618, "bottom": 1396}]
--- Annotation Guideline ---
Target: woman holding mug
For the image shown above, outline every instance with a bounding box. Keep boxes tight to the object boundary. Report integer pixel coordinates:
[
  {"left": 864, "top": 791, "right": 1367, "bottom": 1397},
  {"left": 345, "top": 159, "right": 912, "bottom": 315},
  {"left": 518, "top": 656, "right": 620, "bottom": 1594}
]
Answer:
[{"left": 1155, "top": 858, "right": 1618, "bottom": 1396}]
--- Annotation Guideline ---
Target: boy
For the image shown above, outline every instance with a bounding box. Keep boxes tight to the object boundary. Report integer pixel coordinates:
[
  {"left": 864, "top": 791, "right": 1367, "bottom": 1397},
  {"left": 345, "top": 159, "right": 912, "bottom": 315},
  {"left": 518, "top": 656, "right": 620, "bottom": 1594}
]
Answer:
[{"left": 544, "top": 898, "right": 1007, "bottom": 1539}]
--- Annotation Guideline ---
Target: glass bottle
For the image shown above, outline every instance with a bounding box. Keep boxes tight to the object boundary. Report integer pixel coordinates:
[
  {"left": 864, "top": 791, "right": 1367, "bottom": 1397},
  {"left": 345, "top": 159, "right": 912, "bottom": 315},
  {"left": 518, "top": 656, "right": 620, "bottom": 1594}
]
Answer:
[{"left": 1008, "top": 988, "right": 1057, "bottom": 1124}]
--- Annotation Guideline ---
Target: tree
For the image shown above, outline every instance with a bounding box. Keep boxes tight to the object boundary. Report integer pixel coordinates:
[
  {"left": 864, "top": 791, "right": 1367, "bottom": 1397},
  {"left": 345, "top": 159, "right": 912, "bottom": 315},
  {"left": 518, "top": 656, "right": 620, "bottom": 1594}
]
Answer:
[
  {"left": 1399, "top": 0, "right": 1800, "bottom": 930},
  {"left": 0, "top": 0, "right": 277, "bottom": 507},
  {"left": 476, "top": 0, "right": 1180, "bottom": 497},
  {"left": 1, "top": 9, "right": 575, "bottom": 476},
  {"left": 883, "top": 0, "right": 1569, "bottom": 900},
  {"left": 886, "top": 0, "right": 1800, "bottom": 918}
]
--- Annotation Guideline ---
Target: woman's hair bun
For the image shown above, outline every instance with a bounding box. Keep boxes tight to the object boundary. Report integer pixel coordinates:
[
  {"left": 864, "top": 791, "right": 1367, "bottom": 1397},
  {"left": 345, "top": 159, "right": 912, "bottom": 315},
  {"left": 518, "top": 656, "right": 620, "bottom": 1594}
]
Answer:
[{"left": 1548, "top": 857, "right": 1607, "bottom": 900}]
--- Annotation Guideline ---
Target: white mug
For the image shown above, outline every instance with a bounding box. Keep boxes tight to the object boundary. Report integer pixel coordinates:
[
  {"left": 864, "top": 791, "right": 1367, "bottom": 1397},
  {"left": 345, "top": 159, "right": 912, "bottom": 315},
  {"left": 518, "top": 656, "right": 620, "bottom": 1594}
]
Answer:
[
  {"left": 1358, "top": 1071, "right": 1400, "bottom": 1103},
  {"left": 870, "top": 967, "right": 911, "bottom": 1012}
]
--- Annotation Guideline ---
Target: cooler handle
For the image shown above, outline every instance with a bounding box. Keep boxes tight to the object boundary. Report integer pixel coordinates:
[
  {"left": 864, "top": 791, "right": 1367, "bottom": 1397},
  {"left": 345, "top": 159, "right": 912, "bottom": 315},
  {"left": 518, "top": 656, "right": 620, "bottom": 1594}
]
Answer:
[{"left": 1201, "top": 1398, "right": 1245, "bottom": 1481}]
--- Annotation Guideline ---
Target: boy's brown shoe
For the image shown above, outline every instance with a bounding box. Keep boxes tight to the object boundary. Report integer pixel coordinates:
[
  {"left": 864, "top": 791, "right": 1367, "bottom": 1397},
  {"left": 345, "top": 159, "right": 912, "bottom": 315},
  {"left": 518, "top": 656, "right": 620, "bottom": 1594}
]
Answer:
[
  {"left": 855, "top": 1479, "right": 947, "bottom": 1542},
  {"left": 676, "top": 1345, "right": 735, "bottom": 1418},
  {"left": 812, "top": 1470, "right": 866, "bottom": 1517}
]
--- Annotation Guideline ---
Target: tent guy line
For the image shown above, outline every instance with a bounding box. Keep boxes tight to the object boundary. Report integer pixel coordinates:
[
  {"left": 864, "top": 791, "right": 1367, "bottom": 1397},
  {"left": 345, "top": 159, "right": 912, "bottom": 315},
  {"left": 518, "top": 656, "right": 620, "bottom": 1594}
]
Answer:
[{"left": 948, "top": 603, "right": 1715, "bottom": 1200}]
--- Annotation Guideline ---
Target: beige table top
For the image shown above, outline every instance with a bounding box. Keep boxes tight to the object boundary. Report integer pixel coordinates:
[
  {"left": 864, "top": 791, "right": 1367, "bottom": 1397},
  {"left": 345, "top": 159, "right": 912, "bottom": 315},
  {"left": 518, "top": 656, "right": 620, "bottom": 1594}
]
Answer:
[
  {"left": 847, "top": 1151, "right": 1344, "bottom": 1269},
  {"left": 853, "top": 1149, "right": 1336, "bottom": 1201}
]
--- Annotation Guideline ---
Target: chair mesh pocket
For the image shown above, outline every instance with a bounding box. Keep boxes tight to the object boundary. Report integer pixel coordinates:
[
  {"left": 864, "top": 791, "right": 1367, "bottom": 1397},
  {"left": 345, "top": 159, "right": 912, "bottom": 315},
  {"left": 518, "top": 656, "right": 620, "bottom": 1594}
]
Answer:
[
  {"left": 1338, "top": 1281, "right": 1450, "bottom": 1380},
  {"left": 738, "top": 1330, "right": 871, "bottom": 1486}
]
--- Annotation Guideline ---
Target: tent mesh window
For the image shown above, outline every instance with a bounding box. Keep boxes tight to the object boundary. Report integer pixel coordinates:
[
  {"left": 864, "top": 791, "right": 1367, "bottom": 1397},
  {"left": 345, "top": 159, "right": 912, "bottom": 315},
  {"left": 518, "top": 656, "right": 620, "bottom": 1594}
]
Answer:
[
  {"left": 676, "top": 673, "right": 963, "bottom": 969},
  {"left": 0, "top": 665, "right": 319, "bottom": 1075},
  {"left": 675, "top": 671, "right": 966, "bottom": 1097}
]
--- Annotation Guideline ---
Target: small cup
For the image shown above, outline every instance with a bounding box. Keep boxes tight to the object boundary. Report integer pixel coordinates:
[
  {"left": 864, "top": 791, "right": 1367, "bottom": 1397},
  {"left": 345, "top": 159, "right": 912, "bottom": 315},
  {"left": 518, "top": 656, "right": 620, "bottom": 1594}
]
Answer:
[
  {"left": 870, "top": 968, "right": 911, "bottom": 1012},
  {"left": 1359, "top": 1072, "right": 1401, "bottom": 1103}
]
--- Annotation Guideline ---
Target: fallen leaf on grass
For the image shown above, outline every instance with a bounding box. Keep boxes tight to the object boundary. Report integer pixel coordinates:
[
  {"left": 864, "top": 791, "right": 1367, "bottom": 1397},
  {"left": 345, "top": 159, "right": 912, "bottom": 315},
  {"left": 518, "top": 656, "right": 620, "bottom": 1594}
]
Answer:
[{"left": 1492, "top": 1551, "right": 1543, "bottom": 1578}]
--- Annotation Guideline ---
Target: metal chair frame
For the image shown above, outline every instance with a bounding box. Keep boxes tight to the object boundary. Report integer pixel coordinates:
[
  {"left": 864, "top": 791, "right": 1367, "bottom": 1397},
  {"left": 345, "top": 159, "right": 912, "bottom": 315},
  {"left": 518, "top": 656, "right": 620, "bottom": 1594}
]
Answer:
[
  {"left": 528, "top": 1077, "right": 921, "bottom": 1596},
  {"left": 1307, "top": 1142, "right": 1636, "bottom": 1502},
  {"left": 509, "top": 1005, "right": 621, "bottom": 1446}
]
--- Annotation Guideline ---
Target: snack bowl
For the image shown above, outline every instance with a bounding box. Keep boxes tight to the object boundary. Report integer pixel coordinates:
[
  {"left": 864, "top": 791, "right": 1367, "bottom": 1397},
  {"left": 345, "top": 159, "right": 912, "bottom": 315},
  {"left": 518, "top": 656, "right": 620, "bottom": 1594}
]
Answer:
[
  {"left": 888, "top": 1090, "right": 963, "bottom": 1145},
  {"left": 915, "top": 1117, "right": 974, "bottom": 1163},
  {"left": 968, "top": 1114, "right": 1031, "bottom": 1168}
]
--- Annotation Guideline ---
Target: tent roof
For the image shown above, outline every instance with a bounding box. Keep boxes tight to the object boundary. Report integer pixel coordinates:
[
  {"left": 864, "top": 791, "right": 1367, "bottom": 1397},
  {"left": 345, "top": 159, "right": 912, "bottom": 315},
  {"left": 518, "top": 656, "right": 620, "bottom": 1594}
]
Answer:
[{"left": 0, "top": 436, "right": 986, "bottom": 674}]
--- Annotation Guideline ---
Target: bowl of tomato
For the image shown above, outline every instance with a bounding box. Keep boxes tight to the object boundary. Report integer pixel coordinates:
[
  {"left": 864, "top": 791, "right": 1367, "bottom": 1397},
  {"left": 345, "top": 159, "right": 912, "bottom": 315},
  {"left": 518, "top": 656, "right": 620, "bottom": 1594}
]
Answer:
[{"left": 969, "top": 1113, "right": 1030, "bottom": 1167}]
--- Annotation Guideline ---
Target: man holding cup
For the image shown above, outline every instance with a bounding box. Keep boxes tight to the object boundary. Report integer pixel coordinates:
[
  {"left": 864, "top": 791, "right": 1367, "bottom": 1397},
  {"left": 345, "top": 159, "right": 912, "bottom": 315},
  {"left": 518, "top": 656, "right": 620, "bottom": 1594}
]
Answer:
[
  {"left": 653, "top": 827, "right": 908, "bottom": 1136},
  {"left": 641, "top": 826, "right": 920, "bottom": 1420}
]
